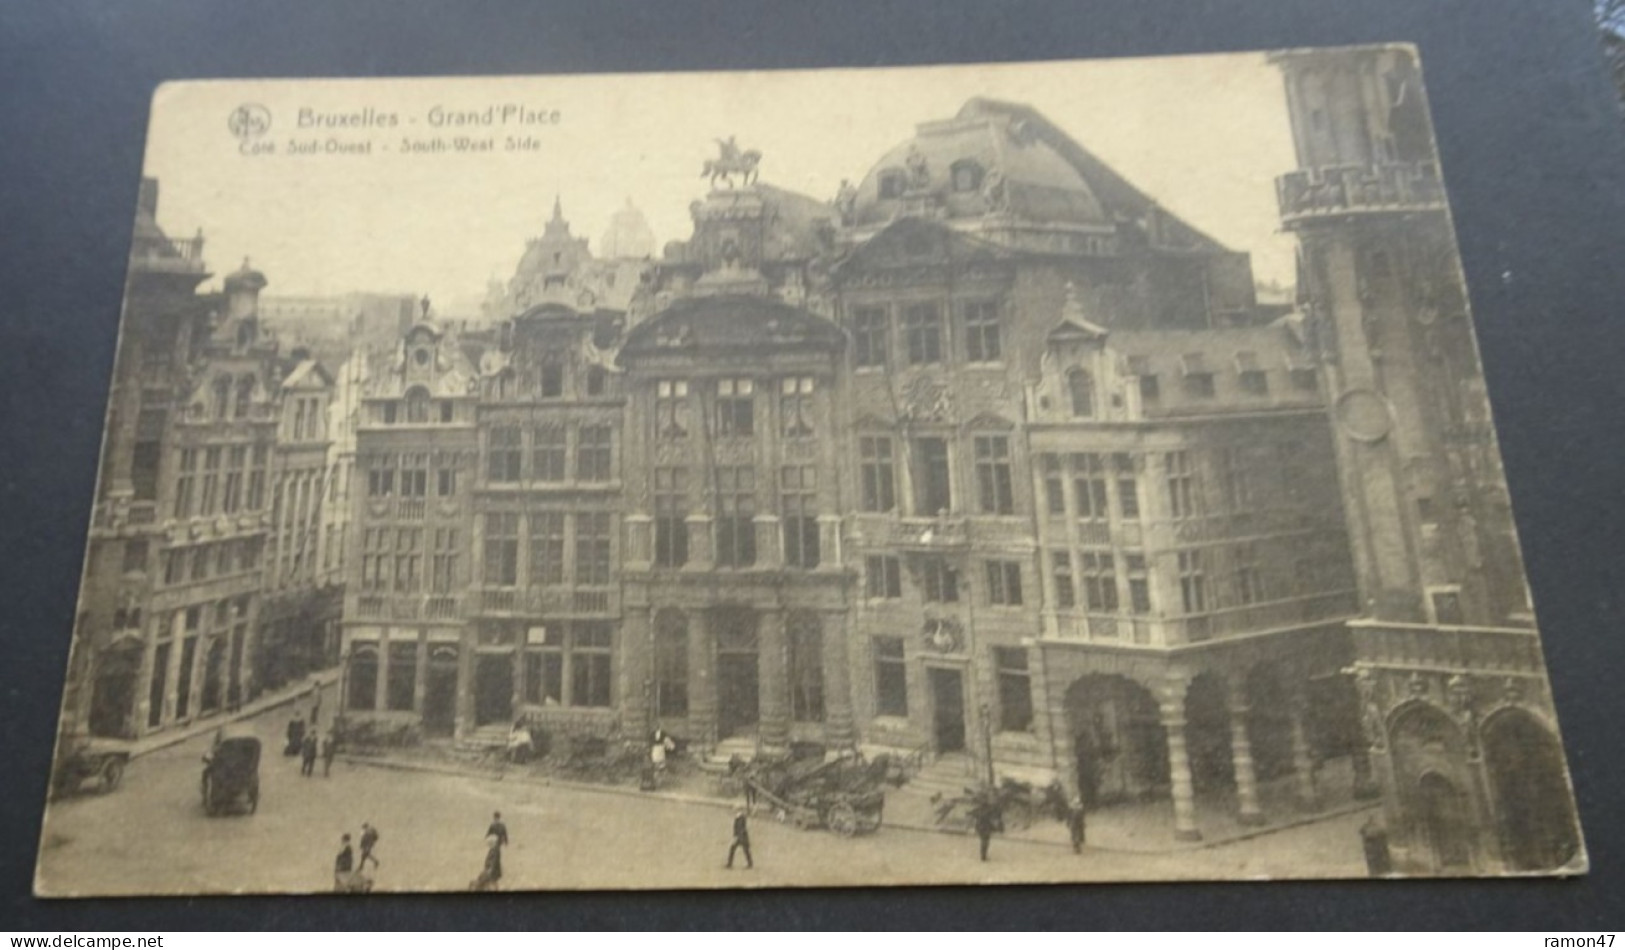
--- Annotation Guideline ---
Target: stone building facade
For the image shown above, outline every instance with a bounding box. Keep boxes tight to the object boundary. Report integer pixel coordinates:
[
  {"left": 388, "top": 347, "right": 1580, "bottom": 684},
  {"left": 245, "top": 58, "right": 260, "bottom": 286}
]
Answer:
[{"left": 1274, "top": 46, "right": 1582, "bottom": 872}]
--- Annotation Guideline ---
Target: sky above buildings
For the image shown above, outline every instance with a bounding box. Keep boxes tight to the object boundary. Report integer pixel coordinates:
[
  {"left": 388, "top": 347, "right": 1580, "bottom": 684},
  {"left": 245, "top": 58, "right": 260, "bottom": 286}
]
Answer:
[{"left": 142, "top": 52, "right": 1304, "bottom": 311}]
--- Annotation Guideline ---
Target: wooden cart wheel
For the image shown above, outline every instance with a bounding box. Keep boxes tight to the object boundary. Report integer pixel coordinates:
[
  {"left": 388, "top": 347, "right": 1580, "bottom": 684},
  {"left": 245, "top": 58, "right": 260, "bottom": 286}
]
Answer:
[
  {"left": 826, "top": 802, "right": 860, "bottom": 837},
  {"left": 101, "top": 758, "right": 124, "bottom": 792}
]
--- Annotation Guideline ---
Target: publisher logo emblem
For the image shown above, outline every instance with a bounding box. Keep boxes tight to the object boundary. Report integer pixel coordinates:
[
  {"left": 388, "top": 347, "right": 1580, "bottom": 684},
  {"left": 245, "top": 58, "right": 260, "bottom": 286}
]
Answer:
[{"left": 227, "top": 104, "right": 272, "bottom": 141}]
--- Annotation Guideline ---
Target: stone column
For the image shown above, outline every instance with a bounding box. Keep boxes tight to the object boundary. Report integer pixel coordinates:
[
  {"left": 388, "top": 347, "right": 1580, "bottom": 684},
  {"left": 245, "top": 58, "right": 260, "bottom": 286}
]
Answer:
[
  {"left": 816, "top": 514, "right": 843, "bottom": 570},
  {"left": 620, "top": 607, "right": 652, "bottom": 736},
  {"left": 412, "top": 635, "right": 429, "bottom": 716},
  {"left": 1161, "top": 676, "right": 1202, "bottom": 841},
  {"left": 375, "top": 631, "right": 390, "bottom": 712},
  {"left": 757, "top": 607, "right": 789, "bottom": 756},
  {"left": 1226, "top": 681, "right": 1265, "bottom": 826},
  {"left": 688, "top": 609, "right": 717, "bottom": 744},
  {"left": 820, "top": 609, "right": 856, "bottom": 748},
  {"left": 1286, "top": 684, "right": 1320, "bottom": 809}
]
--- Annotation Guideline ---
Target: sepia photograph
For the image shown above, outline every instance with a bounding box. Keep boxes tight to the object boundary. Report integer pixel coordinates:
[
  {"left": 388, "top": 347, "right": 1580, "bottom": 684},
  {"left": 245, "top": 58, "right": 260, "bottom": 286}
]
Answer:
[{"left": 34, "top": 46, "right": 1587, "bottom": 896}]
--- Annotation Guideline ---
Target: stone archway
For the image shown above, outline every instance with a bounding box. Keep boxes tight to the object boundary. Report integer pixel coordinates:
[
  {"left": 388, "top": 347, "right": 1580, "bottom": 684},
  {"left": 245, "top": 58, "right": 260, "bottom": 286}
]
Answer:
[
  {"left": 1243, "top": 664, "right": 1295, "bottom": 782},
  {"left": 1184, "top": 673, "right": 1234, "bottom": 795},
  {"left": 1481, "top": 707, "right": 1580, "bottom": 871},
  {"left": 1063, "top": 674, "right": 1167, "bottom": 809},
  {"left": 1389, "top": 701, "right": 1474, "bottom": 872}
]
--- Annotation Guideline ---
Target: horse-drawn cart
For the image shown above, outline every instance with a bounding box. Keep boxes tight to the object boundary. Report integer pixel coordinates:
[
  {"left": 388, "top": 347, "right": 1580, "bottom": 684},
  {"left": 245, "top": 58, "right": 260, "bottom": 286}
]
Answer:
[{"left": 739, "top": 753, "right": 887, "bottom": 837}]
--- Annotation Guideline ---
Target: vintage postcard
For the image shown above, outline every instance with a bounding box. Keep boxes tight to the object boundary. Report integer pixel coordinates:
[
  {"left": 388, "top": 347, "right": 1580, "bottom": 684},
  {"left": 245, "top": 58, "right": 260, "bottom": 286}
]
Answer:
[{"left": 36, "top": 47, "right": 1587, "bottom": 895}]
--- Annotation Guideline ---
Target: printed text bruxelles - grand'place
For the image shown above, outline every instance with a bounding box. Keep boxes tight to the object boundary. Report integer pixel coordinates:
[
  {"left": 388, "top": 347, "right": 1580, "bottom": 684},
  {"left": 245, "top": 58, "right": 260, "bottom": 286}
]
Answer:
[{"left": 296, "top": 104, "right": 563, "bottom": 129}]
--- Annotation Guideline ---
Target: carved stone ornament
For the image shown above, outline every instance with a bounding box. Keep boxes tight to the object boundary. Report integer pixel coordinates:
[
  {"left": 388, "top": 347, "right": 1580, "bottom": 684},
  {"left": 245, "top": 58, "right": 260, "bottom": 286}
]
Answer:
[
  {"left": 922, "top": 616, "right": 963, "bottom": 654},
  {"left": 900, "top": 375, "right": 953, "bottom": 422}
]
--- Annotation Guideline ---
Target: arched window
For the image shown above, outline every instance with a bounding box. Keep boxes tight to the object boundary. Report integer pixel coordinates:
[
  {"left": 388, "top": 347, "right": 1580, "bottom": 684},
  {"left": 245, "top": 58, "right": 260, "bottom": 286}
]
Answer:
[
  {"left": 878, "top": 169, "right": 908, "bottom": 200},
  {"left": 213, "top": 375, "right": 232, "bottom": 420},
  {"left": 1068, "top": 368, "right": 1095, "bottom": 418},
  {"left": 951, "top": 159, "right": 984, "bottom": 193},
  {"left": 234, "top": 376, "right": 255, "bottom": 419},
  {"left": 404, "top": 385, "right": 431, "bottom": 424}
]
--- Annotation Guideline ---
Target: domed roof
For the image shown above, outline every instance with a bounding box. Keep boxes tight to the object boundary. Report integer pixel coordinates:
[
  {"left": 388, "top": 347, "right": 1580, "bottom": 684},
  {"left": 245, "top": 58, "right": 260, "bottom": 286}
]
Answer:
[
  {"left": 850, "top": 109, "right": 1108, "bottom": 228},
  {"left": 223, "top": 257, "right": 268, "bottom": 292}
]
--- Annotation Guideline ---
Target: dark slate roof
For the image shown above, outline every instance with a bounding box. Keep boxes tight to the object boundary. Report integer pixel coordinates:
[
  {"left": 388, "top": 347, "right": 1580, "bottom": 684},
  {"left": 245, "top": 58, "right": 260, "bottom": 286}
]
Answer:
[{"left": 619, "top": 294, "right": 843, "bottom": 362}]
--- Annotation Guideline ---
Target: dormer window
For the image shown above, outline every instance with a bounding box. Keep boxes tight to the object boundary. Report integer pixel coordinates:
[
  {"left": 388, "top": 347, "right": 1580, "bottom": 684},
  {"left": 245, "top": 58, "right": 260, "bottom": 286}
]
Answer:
[
  {"left": 1180, "top": 354, "right": 1216, "bottom": 399},
  {"left": 1067, "top": 368, "right": 1095, "bottom": 418},
  {"left": 540, "top": 358, "right": 564, "bottom": 398},
  {"left": 950, "top": 159, "right": 984, "bottom": 193},
  {"left": 878, "top": 169, "right": 907, "bottom": 200},
  {"left": 405, "top": 386, "right": 431, "bottom": 423}
]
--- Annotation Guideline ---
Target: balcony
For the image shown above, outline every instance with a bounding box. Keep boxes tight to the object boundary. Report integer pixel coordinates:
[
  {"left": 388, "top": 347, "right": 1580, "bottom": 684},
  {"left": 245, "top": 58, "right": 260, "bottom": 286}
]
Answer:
[
  {"left": 889, "top": 516, "right": 969, "bottom": 552},
  {"left": 397, "top": 498, "right": 427, "bottom": 521},
  {"left": 1169, "top": 590, "right": 1360, "bottom": 644},
  {"left": 1350, "top": 619, "right": 1545, "bottom": 676},
  {"left": 1276, "top": 162, "right": 1446, "bottom": 226},
  {"left": 130, "top": 234, "right": 207, "bottom": 274}
]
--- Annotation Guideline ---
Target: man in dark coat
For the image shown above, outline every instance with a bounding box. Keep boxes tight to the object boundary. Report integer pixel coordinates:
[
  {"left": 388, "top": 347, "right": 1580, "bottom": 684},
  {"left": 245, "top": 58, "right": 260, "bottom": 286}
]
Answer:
[
  {"left": 725, "top": 807, "right": 753, "bottom": 869},
  {"left": 333, "top": 834, "right": 354, "bottom": 892},
  {"left": 487, "top": 811, "right": 509, "bottom": 847},
  {"left": 972, "top": 803, "right": 1001, "bottom": 862},
  {"left": 1066, "top": 798, "right": 1087, "bottom": 854},
  {"left": 286, "top": 713, "right": 306, "bottom": 757},
  {"left": 359, "top": 822, "right": 381, "bottom": 870},
  {"left": 300, "top": 732, "right": 319, "bottom": 777}
]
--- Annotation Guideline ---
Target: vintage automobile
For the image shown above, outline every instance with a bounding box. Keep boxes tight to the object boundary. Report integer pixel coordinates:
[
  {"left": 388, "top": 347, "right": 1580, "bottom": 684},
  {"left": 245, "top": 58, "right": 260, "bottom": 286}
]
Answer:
[
  {"left": 201, "top": 730, "right": 261, "bottom": 817},
  {"left": 50, "top": 736, "right": 132, "bottom": 798}
]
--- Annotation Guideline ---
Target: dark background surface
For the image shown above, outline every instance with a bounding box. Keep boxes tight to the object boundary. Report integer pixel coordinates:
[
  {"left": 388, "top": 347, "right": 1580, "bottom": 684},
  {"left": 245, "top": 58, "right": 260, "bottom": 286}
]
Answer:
[{"left": 2, "top": 0, "right": 1623, "bottom": 930}]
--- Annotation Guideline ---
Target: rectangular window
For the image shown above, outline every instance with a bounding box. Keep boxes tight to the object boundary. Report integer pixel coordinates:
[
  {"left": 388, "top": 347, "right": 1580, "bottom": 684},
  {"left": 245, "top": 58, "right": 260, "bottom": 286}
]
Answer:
[
  {"left": 1166, "top": 450, "right": 1198, "bottom": 519},
  {"left": 1234, "top": 543, "right": 1262, "bottom": 605},
  {"left": 858, "top": 436, "right": 897, "bottom": 512},
  {"left": 963, "top": 300, "right": 1001, "bottom": 363},
  {"left": 247, "top": 445, "right": 267, "bottom": 511},
  {"left": 1236, "top": 351, "right": 1269, "bottom": 396},
  {"left": 1125, "top": 553, "right": 1152, "bottom": 614},
  {"left": 163, "top": 549, "right": 184, "bottom": 585},
  {"left": 362, "top": 528, "right": 391, "bottom": 592},
  {"left": 655, "top": 380, "right": 690, "bottom": 440},
  {"left": 528, "top": 511, "right": 565, "bottom": 586},
  {"left": 975, "top": 435, "right": 1015, "bottom": 515},
  {"left": 436, "top": 467, "right": 457, "bottom": 497},
  {"left": 1430, "top": 589, "right": 1465, "bottom": 626},
  {"left": 921, "top": 557, "right": 960, "bottom": 603},
  {"left": 524, "top": 626, "right": 564, "bottom": 706},
  {"left": 1043, "top": 455, "right": 1066, "bottom": 515},
  {"left": 781, "top": 465, "right": 820, "bottom": 569},
  {"left": 1082, "top": 552, "right": 1119, "bottom": 612},
  {"left": 715, "top": 466, "right": 756, "bottom": 568},
  {"left": 199, "top": 447, "right": 221, "bottom": 515},
  {"left": 1179, "top": 550, "right": 1207, "bottom": 613},
  {"left": 866, "top": 555, "right": 902, "bottom": 599},
  {"left": 1072, "top": 453, "right": 1108, "bottom": 520},
  {"left": 539, "top": 358, "right": 564, "bottom": 399},
  {"left": 532, "top": 426, "right": 566, "bottom": 482},
  {"left": 431, "top": 528, "right": 459, "bottom": 593},
  {"left": 173, "top": 448, "right": 197, "bottom": 519},
  {"left": 393, "top": 528, "right": 422, "bottom": 593},
  {"left": 653, "top": 467, "right": 689, "bottom": 568},
  {"left": 716, "top": 378, "right": 755, "bottom": 437},
  {"left": 903, "top": 302, "right": 944, "bottom": 365},
  {"left": 874, "top": 636, "right": 908, "bottom": 717},
  {"left": 852, "top": 306, "right": 889, "bottom": 368},
  {"left": 575, "top": 511, "right": 612, "bottom": 585},
  {"left": 190, "top": 546, "right": 208, "bottom": 582},
  {"left": 483, "top": 512, "right": 519, "bottom": 586},
  {"left": 487, "top": 426, "right": 522, "bottom": 483},
  {"left": 780, "top": 377, "right": 815, "bottom": 438},
  {"left": 995, "top": 647, "right": 1034, "bottom": 733},
  {"left": 788, "top": 618, "right": 825, "bottom": 722},
  {"left": 1181, "top": 354, "right": 1216, "bottom": 399},
  {"left": 367, "top": 467, "right": 396, "bottom": 498},
  {"left": 122, "top": 539, "right": 149, "bottom": 575},
  {"left": 577, "top": 425, "right": 613, "bottom": 482},
  {"left": 400, "top": 457, "right": 428, "bottom": 498},
  {"left": 1114, "top": 453, "right": 1140, "bottom": 520},
  {"left": 569, "top": 622, "right": 613, "bottom": 708},
  {"left": 221, "top": 446, "right": 246, "bottom": 513},
  {"left": 914, "top": 438, "right": 952, "bottom": 515},
  {"left": 1219, "top": 448, "right": 1254, "bottom": 512},
  {"left": 986, "top": 560, "right": 1024, "bottom": 606},
  {"left": 1052, "top": 551, "right": 1076, "bottom": 609}
]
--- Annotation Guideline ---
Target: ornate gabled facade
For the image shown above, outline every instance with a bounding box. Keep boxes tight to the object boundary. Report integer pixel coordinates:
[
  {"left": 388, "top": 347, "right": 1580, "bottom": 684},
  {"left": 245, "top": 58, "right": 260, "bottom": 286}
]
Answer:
[{"left": 1274, "top": 45, "right": 1581, "bottom": 873}]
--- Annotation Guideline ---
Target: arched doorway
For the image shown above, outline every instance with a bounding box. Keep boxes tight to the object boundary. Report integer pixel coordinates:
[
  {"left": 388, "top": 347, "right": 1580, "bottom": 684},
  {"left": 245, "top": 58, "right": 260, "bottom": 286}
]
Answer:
[
  {"left": 1482, "top": 708, "right": 1580, "bottom": 871},
  {"left": 1390, "top": 702, "right": 1473, "bottom": 872},
  {"left": 1064, "top": 674, "right": 1167, "bottom": 808},
  {"left": 1244, "top": 664, "right": 1296, "bottom": 781},
  {"left": 423, "top": 645, "right": 459, "bottom": 737},
  {"left": 89, "top": 643, "right": 142, "bottom": 738},
  {"left": 1416, "top": 771, "right": 1473, "bottom": 870},
  {"left": 1184, "top": 673, "right": 1235, "bottom": 795}
]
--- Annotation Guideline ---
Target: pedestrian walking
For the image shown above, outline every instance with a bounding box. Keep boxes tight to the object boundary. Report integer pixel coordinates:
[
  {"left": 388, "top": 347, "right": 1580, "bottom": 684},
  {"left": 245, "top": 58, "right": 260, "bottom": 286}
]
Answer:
[
  {"left": 487, "top": 811, "right": 509, "bottom": 847},
  {"left": 1066, "top": 798, "right": 1087, "bottom": 854},
  {"left": 359, "top": 822, "right": 381, "bottom": 870},
  {"left": 972, "top": 803, "right": 1002, "bottom": 862},
  {"left": 333, "top": 833, "right": 354, "bottom": 892},
  {"left": 299, "top": 731, "right": 318, "bottom": 777},
  {"left": 471, "top": 833, "right": 503, "bottom": 891},
  {"left": 725, "top": 807, "right": 753, "bottom": 870},
  {"left": 320, "top": 730, "right": 338, "bottom": 777},
  {"left": 285, "top": 712, "right": 306, "bottom": 757}
]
